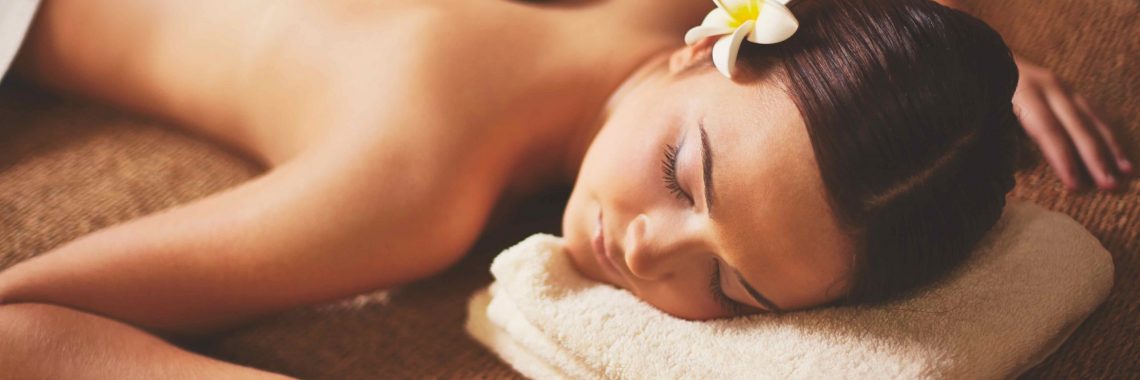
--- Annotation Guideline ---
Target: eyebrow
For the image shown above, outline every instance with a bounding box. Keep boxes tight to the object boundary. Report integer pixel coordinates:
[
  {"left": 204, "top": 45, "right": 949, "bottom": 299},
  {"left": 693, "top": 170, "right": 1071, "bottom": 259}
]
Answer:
[
  {"left": 699, "top": 123, "right": 716, "bottom": 215},
  {"left": 734, "top": 269, "right": 784, "bottom": 313}
]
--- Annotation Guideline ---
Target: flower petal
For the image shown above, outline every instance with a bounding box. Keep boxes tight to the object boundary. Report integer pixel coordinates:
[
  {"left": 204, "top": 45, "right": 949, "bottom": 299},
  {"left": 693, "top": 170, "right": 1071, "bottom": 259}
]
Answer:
[
  {"left": 700, "top": 8, "right": 737, "bottom": 28},
  {"left": 685, "top": 25, "right": 734, "bottom": 46},
  {"left": 747, "top": 1, "right": 799, "bottom": 44},
  {"left": 711, "top": 20, "right": 755, "bottom": 78}
]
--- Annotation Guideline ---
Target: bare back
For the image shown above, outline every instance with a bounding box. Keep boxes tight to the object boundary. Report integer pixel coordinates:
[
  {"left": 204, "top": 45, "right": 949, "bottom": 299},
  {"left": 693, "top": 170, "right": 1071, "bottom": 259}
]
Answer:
[{"left": 16, "top": 0, "right": 709, "bottom": 168}]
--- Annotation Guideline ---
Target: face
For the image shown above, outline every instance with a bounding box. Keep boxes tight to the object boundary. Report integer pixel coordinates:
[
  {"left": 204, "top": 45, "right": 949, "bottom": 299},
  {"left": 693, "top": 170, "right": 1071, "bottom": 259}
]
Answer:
[{"left": 562, "top": 54, "right": 855, "bottom": 320}]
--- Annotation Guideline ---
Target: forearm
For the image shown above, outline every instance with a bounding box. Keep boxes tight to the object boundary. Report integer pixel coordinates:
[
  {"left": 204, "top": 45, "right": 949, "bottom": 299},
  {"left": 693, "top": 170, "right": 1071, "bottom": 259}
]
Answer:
[
  {"left": 0, "top": 303, "right": 294, "bottom": 379},
  {"left": 0, "top": 130, "right": 497, "bottom": 337},
  {"left": 0, "top": 185, "right": 347, "bottom": 337},
  {"left": 0, "top": 219, "right": 283, "bottom": 337}
]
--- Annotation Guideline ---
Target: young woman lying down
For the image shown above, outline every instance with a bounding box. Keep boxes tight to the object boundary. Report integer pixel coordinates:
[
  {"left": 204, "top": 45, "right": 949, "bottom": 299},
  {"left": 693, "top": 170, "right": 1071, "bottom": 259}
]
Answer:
[{"left": 0, "top": 0, "right": 1130, "bottom": 377}]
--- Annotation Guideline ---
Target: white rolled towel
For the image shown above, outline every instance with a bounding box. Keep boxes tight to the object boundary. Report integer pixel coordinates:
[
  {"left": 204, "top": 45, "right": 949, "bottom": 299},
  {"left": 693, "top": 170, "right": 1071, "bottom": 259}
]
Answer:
[{"left": 466, "top": 201, "right": 1113, "bottom": 379}]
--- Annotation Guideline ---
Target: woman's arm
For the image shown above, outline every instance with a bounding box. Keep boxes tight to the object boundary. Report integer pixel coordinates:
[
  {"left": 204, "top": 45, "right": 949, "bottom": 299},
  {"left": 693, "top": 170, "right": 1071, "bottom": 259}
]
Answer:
[
  {"left": 0, "top": 303, "right": 295, "bottom": 379},
  {"left": 0, "top": 126, "right": 500, "bottom": 338},
  {"left": 1007, "top": 55, "right": 1132, "bottom": 190}
]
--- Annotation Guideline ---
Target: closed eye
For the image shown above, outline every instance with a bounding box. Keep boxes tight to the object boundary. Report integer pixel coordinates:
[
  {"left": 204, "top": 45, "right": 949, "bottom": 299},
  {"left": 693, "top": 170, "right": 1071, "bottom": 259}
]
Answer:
[{"left": 661, "top": 144, "right": 695, "bottom": 205}]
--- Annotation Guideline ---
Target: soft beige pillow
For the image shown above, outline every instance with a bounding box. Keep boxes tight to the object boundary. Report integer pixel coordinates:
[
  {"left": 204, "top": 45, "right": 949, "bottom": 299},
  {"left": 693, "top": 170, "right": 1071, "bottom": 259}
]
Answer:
[{"left": 467, "top": 201, "right": 1114, "bottom": 379}]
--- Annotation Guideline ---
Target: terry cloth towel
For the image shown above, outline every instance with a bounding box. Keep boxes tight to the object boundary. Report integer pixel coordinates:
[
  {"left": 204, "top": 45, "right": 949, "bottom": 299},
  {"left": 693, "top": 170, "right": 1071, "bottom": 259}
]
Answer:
[
  {"left": 0, "top": 0, "right": 40, "bottom": 81},
  {"left": 466, "top": 201, "right": 1114, "bottom": 379}
]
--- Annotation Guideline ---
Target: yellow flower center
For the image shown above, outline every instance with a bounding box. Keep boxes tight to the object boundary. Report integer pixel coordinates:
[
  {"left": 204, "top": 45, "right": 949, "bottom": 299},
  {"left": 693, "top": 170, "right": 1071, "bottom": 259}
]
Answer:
[{"left": 714, "top": 0, "right": 765, "bottom": 27}]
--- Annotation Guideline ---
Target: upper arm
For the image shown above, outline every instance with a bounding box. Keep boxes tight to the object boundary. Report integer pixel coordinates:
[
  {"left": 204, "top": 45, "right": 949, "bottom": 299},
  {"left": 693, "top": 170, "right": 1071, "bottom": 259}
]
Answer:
[{"left": 0, "top": 130, "right": 500, "bottom": 337}]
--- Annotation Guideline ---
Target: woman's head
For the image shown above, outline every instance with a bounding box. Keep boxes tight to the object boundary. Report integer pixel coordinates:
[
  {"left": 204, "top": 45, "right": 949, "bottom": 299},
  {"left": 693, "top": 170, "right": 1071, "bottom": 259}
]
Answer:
[{"left": 562, "top": 0, "right": 1020, "bottom": 319}]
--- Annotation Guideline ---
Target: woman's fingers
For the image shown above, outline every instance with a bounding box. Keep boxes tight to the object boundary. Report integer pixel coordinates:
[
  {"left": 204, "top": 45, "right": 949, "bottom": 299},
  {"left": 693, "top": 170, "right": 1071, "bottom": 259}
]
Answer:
[
  {"left": 1075, "top": 95, "right": 1133, "bottom": 175},
  {"left": 1043, "top": 82, "right": 1120, "bottom": 189},
  {"left": 1011, "top": 54, "right": 1132, "bottom": 191},
  {"left": 1015, "top": 81, "right": 1085, "bottom": 190}
]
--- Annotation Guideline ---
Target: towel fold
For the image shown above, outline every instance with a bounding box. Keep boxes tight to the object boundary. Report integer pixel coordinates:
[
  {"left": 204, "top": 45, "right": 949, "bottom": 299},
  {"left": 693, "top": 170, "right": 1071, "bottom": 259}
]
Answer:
[{"left": 466, "top": 202, "right": 1113, "bottom": 379}]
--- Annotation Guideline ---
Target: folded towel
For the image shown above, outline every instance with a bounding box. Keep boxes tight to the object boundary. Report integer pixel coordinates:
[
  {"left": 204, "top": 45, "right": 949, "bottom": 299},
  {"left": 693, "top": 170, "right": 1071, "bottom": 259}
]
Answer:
[{"left": 466, "top": 201, "right": 1113, "bottom": 379}]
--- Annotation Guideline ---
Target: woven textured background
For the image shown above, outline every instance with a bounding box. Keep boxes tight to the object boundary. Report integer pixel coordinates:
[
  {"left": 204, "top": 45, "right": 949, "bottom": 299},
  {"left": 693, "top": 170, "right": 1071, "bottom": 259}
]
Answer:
[
  {"left": 1, "top": 0, "right": 1136, "bottom": 378},
  {"left": 961, "top": 0, "right": 1139, "bottom": 378}
]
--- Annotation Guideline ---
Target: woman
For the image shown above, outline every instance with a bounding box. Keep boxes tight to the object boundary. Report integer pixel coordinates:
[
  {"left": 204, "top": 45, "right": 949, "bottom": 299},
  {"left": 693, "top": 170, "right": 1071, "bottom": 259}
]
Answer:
[{"left": 0, "top": 0, "right": 1129, "bottom": 377}]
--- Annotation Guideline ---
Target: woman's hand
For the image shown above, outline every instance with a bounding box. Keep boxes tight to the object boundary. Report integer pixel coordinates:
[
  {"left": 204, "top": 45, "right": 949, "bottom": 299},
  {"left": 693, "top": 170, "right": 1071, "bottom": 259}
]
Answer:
[{"left": 1012, "top": 54, "right": 1133, "bottom": 191}]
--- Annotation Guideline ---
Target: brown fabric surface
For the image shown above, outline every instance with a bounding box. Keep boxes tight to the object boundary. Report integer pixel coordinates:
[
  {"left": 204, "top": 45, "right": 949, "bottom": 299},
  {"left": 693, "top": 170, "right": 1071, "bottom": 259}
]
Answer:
[
  {"left": 957, "top": 0, "right": 1140, "bottom": 378},
  {"left": 0, "top": 0, "right": 1136, "bottom": 378}
]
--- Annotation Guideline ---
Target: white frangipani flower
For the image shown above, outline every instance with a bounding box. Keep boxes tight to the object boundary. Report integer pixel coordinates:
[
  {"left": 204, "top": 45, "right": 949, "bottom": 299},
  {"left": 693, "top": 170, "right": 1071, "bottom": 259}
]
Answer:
[{"left": 684, "top": 0, "right": 799, "bottom": 78}]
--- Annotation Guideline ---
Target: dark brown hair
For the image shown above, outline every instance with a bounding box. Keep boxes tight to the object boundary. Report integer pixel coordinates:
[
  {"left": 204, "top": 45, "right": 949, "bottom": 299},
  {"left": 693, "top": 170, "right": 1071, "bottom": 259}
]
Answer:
[{"left": 735, "top": 0, "right": 1022, "bottom": 304}]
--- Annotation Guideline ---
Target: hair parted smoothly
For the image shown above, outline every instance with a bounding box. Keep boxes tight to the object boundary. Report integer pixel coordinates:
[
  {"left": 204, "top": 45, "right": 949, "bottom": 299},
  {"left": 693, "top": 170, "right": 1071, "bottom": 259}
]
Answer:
[{"left": 691, "top": 0, "right": 1022, "bottom": 304}]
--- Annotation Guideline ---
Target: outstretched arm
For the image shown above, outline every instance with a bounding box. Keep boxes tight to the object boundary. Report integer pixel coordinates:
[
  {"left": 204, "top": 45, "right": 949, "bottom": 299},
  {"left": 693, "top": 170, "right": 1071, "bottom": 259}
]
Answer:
[
  {"left": 0, "top": 126, "right": 501, "bottom": 338},
  {"left": 0, "top": 303, "right": 296, "bottom": 378}
]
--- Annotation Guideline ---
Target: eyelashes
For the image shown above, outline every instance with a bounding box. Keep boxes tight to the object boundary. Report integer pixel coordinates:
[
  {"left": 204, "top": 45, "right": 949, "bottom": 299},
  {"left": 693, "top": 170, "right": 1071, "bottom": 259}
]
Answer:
[{"left": 661, "top": 144, "right": 695, "bottom": 205}]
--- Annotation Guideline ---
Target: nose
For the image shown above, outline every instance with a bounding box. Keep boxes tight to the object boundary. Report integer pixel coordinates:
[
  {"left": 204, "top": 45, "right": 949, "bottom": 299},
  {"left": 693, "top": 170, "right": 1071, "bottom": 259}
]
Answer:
[{"left": 622, "top": 214, "right": 703, "bottom": 281}]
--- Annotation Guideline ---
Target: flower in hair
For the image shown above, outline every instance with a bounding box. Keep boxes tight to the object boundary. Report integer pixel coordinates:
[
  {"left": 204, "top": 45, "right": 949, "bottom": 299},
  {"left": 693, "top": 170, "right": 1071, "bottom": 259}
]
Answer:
[{"left": 685, "top": 0, "right": 799, "bottom": 78}]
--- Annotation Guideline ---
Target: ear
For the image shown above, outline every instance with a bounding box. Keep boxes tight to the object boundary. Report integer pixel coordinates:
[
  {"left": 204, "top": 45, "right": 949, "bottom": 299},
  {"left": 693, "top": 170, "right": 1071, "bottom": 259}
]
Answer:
[{"left": 668, "top": 37, "right": 718, "bottom": 74}]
